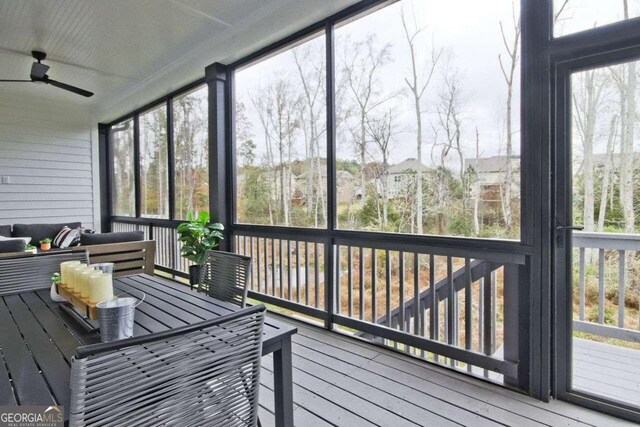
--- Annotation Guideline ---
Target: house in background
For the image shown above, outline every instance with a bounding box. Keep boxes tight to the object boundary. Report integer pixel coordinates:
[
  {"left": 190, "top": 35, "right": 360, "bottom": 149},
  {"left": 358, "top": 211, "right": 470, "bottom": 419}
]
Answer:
[
  {"left": 295, "top": 169, "right": 355, "bottom": 204},
  {"left": 385, "top": 158, "right": 429, "bottom": 198},
  {"left": 466, "top": 155, "right": 521, "bottom": 206}
]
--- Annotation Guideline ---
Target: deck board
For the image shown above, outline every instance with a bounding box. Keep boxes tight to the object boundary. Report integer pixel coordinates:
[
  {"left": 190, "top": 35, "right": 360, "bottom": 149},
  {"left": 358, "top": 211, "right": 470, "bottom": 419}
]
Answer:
[
  {"left": 259, "top": 315, "right": 636, "bottom": 426},
  {"left": 573, "top": 337, "right": 640, "bottom": 410}
]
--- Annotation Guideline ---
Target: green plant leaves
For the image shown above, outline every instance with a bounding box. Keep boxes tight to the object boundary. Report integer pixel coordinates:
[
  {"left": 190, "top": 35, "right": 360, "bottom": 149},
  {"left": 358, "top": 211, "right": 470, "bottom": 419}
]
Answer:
[{"left": 177, "top": 211, "right": 224, "bottom": 265}]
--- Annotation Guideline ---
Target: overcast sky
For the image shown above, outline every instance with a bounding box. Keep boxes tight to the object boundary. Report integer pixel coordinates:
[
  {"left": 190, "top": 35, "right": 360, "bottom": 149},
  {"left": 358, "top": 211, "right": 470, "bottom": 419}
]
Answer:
[{"left": 236, "top": 0, "right": 640, "bottom": 171}]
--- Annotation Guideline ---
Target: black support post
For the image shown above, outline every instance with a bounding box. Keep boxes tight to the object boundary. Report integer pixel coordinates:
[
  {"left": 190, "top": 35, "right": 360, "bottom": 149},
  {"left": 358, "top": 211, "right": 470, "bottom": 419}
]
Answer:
[
  {"left": 133, "top": 114, "right": 141, "bottom": 218},
  {"left": 98, "top": 124, "right": 111, "bottom": 233},
  {"left": 206, "top": 62, "right": 230, "bottom": 251}
]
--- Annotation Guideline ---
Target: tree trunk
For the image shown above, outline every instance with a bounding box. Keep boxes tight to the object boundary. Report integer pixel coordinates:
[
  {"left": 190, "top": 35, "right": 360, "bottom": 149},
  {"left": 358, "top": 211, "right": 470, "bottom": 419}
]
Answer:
[
  {"left": 598, "top": 115, "right": 618, "bottom": 231},
  {"left": 473, "top": 127, "right": 480, "bottom": 235}
]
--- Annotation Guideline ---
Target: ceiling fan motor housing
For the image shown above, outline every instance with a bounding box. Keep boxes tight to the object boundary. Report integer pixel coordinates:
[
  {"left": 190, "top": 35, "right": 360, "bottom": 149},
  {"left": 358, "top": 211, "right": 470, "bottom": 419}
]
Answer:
[{"left": 30, "top": 62, "right": 49, "bottom": 80}]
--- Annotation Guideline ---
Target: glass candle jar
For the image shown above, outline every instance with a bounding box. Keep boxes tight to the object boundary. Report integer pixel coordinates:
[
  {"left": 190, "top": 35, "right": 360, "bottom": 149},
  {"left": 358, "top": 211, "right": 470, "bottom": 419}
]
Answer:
[
  {"left": 89, "top": 272, "right": 113, "bottom": 304},
  {"left": 78, "top": 267, "right": 95, "bottom": 299},
  {"left": 69, "top": 264, "right": 88, "bottom": 292},
  {"left": 60, "top": 260, "right": 81, "bottom": 285}
]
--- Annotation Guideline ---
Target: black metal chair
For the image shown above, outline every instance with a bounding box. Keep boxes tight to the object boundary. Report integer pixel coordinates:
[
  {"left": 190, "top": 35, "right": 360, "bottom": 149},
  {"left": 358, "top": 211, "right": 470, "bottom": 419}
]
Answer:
[
  {"left": 197, "top": 250, "right": 252, "bottom": 308},
  {"left": 0, "top": 250, "right": 88, "bottom": 296},
  {"left": 69, "top": 304, "right": 266, "bottom": 427}
]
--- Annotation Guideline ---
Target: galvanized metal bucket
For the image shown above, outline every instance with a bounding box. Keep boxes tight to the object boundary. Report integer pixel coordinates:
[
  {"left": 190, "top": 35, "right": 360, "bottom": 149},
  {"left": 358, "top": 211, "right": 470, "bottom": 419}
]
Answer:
[{"left": 96, "top": 292, "right": 144, "bottom": 342}]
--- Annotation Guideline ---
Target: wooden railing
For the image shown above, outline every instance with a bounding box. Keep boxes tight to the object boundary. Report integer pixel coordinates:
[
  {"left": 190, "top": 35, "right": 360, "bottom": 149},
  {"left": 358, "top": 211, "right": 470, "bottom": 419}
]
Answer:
[
  {"left": 572, "top": 231, "right": 640, "bottom": 343},
  {"left": 233, "top": 229, "right": 525, "bottom": 383},
  {"left": 112, "top": 218, "right": 525, "bottom": 383}
]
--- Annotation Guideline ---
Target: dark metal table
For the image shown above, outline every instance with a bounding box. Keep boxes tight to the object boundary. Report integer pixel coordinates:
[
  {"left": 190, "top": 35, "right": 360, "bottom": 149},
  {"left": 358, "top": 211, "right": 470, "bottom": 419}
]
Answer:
[{"left": 0, "top": 274, "right": 297, "bottom": 426}]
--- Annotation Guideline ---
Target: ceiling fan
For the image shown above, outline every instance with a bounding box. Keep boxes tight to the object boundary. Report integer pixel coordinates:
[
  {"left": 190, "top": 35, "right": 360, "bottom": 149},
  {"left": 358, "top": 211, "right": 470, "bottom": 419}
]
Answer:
[{"left": 0, "top": 51, "right": 93, "bottom": 97}]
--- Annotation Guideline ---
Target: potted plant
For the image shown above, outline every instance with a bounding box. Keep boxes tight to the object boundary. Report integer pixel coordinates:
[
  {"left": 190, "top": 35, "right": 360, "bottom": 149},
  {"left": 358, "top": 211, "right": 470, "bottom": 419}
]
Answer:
[
  {"left": 40, "top": 238, "right": 52, "bottom": 251},
  {"left": 177, "top": 212, "right": 224, "bottom": 287},
  {"left": 25, "top": 244, "right": 37, "bottom": 254},
  {"left": 50, "top": 273, "right": 65, "bottom": 302}
]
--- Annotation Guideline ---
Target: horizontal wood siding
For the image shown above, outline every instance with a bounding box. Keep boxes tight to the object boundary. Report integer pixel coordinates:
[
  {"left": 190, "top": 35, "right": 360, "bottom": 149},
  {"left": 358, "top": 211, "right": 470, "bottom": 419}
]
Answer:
[{"left": 0, "top": 97, "right": 97, "bottom": 230}]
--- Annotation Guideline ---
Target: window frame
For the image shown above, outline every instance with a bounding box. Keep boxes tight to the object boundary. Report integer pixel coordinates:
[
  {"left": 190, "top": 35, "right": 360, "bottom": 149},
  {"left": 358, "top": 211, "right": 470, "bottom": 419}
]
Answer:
[
  {"left": 105, "top": 79, "right": 206, "bottom": 223},
  {"left": 171, "top": 84, "right": 210, "bottom": 220},
  {"left": 138, "top": 102, "right": 170, "bottom": 220},
  {"left": 229, "top": 0, "right": 527, "bottom": 245}
]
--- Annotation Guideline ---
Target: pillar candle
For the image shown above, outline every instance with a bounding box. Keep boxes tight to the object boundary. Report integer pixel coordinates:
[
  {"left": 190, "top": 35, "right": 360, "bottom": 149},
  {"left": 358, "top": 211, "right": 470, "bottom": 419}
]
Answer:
[
  {"left": 87, "top": 272, "right": 103, "bottom": 303},
  {"left": 89, "top": 272, "right": 113, "bottom": 304},
  {"left": 78, "top": 267, "right": 95, "bottom": 299},
  {"left": 69, "top": 264, "right": 88, "bottom": 292},
  {"left": 60, "top": 260, "right": 81, "bottom": 285}
]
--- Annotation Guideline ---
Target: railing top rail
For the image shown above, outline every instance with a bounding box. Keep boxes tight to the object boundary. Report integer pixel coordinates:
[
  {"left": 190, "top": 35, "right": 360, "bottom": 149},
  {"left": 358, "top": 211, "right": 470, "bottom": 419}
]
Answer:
[{"left": 573, "top": 231, "right": 640, "bottom": 251}]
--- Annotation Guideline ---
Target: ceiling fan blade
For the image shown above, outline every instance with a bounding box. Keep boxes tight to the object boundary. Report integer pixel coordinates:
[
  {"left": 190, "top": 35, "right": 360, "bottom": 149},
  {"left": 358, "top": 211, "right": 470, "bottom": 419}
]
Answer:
[
  {"left": 0, "top": 79, "right": 32, "bottom": 82},
  {"left": 30, "top": 62, "right": 49, "bottom": 80},
  {"left": 44, "top": 78, "right": 93, "bottom": 97}
]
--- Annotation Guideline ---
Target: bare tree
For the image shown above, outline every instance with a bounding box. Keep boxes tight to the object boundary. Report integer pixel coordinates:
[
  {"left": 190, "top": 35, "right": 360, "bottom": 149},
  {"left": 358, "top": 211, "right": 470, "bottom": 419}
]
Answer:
[
  {"left": 610, "top": 69, "right": 637, "bottom": 233},
  {"left": 266, "top": 79, "right": 301, "bottom": 226},
  {"left": 473, "top": 127, "right": 481, "bottom": 235},
  {"left": 573, "top": 68, "right": 607, "bottom": 232},
  {"left": 341, "top": 34, "right": 394, "bottom": 206},
  {"left": 401, "top": 5, "right": 443, "bottom": 234},
  {"left": 367, "top": 109, "right": 396, "bottom": 230},
  {"left": 292, "top": 42, "right": 327, "bottom": 227},
  {"left": 250, "top": 92, "right": 277, "bottom": 225},
  {"left": 598, "top": 115, "right": 619, "bottom": 231},
  {"left": 498, "top": 1, "right": 521, "bottom": 230},
  {"left": 436, "top": 64, "right": 465, "bottom": 183}
]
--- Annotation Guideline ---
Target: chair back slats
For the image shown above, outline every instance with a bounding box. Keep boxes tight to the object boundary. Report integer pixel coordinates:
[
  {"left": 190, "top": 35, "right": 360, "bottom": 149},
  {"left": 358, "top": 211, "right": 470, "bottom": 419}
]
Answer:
[
  {"left": 70, "top": 305, "right": 266, "bottom": 427},
  {"left": 71, "top": 240, "right": 155, "bottom": 278},
  {"left": 0, "top": 251, "right": 88, "bottom": 296},
  {"left": 198, "top": 250, "right": 252, "bottom": 307}
]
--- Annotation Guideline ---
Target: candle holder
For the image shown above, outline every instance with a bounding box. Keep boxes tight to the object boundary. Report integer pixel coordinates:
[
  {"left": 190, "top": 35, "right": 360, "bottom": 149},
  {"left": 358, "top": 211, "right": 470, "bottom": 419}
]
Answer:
[{"left": 56, "top": 281, "right": 101, "bottom": 320}]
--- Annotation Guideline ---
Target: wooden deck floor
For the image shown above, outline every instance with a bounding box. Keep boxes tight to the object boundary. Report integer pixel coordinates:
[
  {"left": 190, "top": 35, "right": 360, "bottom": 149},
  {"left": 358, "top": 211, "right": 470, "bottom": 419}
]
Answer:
[
  {"left": 573, "top": 337, "right": 640, "bottom": 409},
  {"left": 258, "top": 314, "right": 635, "bottom": 426}
]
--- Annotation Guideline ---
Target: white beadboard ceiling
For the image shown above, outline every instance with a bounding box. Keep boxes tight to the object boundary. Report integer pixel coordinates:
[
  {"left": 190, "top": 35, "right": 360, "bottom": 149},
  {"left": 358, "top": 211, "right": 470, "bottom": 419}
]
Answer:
[{"left": 0, "top": 0, "right": 359, "bottom": 123}]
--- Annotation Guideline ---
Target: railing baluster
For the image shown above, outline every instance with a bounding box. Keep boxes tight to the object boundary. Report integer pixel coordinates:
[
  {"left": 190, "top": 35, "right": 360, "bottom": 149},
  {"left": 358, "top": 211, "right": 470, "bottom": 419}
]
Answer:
[
  {"left": 598, "top": 248, "right": 605, "bottom": 324},
  {"left": 447, "top": 257, "right": 455, "bottom": 366},
  {"left": 618, "top": 250, "right": 625, "bottom": 328},
  {"left": 385, "top": 250, "right": 391, "bottom": 328},
  {"left": 429, "top": 255, "right": 438, "bottom": 363},
  {"left": 287, "top": 239, "right": 292, "bottom": 300},
  {"left": 414, "top": 253, "right": 420, "bottom": 338},
  {"left": 399, "top": 252, "right": 405, "bottom": 332},
  {"left": 249, "top": 237, "right": 254, "bottom": 290},
  {"left": 348, "top": 246, "right": 353, "bottom": 318},
  {"left": 372, "top": 249, "right": 377, "bottom": 324},
  {"left": 295, "top": 241, "right": 300, "bottom": 303},
  {"left": 465, "top": 258, "right": 472, "bottom": 373},
  {"left": 491, "top": 270, "right": 497, "bottom": 354},
  {"left": 305, "top": 241, "right": 310, "bottom": 307},
  {"left": 271, "top": 239, "right": 276, "bottom": 297},
  {"left": 336, "top": 245, "right": 341, "bottom": 313},
  {"left": 359, "top": 247, "right": 365, "bottom": 321},
  {"left": 256, "top": 238, "right": 262, "bottom": 294},
  {"left": 314, "top": 242, "right": 320, "bottom": 309},
  {"left": 579, "top": 247, "right": 586, "bottom": 321},
  {"left": 278, "top": 239, "right": 284, "bottom": 299},
  {"left": 479, "top": 275, "right": 486, "bottom": 376}
]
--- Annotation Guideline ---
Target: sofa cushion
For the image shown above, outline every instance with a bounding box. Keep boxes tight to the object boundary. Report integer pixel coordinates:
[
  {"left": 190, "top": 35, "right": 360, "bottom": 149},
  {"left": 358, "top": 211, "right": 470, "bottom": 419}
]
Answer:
[
  {"left": 0, "top": 235, "right": 31, "bottom": 245},
  {"left": 0, "top": 225, "right": 11, "bottom": 238},
  {"left": 80, "top": 231, "right": 144, "bottom": 246},
  {"left": 0, "top": 239, "right": 26, "bottom": 253},
  {"left": 53, "top": 226, "right": 82, "bottom": 249},
  {"left": 12, "top": 222, "right": 81, "bottom": 246}
]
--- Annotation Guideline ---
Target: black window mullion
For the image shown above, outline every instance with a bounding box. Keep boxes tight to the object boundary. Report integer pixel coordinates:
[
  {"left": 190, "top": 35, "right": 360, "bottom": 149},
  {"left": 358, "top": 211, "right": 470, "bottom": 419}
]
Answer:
[
  {"left": 133, "top": 114, "right": 141, "bottom": 218},
  {"left": 325, "top": 22, "right": 336, "bottom": 329},
  {"left": 167, "top": 98, "right": 176, "bottom": 221}
]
